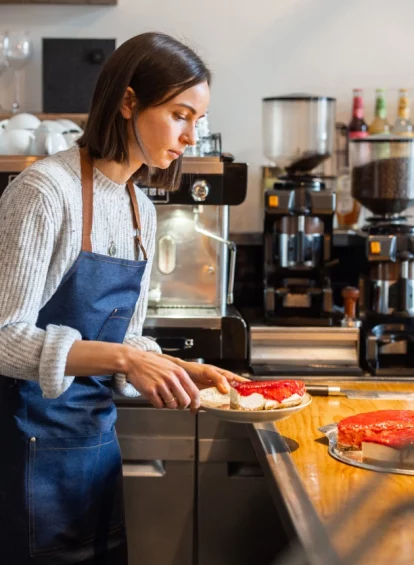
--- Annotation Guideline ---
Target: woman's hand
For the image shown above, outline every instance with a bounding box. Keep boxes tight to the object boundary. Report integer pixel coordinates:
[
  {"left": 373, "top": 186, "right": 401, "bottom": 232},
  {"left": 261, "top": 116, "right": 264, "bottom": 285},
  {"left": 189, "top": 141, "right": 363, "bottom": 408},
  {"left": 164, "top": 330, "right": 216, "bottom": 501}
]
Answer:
[
  {"left": 124, "top": 347, "right": 200, "bottom": 412},
  {"left": 169, "top": 359, "right": 249, "bottom": 394}
]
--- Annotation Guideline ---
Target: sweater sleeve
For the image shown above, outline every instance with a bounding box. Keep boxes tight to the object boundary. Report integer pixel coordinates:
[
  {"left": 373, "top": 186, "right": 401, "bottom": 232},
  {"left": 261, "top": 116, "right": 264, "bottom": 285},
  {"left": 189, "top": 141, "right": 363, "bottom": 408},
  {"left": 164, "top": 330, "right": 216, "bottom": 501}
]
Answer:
[
  {"left": 114, "top": 191, "right": 161, "bottom": 398},
  {"left": 0, "top": 180, "right": 81, "bottom": 398}
]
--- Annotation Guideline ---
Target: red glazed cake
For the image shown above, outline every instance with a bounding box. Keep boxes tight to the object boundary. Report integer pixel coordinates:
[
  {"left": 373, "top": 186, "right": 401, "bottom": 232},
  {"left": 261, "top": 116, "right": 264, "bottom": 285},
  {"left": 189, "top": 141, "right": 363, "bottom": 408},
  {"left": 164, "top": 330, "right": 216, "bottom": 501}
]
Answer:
[
  {"left": 230, "top": 380, "right": 306, "bottom": 411},
  {"left": 337, "top": 410, "right": 414, "bottom": 450}
]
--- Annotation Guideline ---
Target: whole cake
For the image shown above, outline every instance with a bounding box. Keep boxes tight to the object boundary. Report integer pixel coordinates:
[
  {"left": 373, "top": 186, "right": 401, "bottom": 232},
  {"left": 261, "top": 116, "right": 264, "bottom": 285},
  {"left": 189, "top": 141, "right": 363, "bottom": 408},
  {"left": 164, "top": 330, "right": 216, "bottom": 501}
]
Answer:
[
  {"left": 337, "top": 410, "right": 414, "bottom": 451},
  {"left": 230, "top": 380, "right": 306, "bottom": 411}
]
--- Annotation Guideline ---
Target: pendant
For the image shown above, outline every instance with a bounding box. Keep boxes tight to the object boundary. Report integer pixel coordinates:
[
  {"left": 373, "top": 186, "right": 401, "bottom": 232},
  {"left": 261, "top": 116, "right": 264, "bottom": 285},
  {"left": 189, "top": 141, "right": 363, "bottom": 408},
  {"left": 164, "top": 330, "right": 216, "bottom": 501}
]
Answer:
[{"left": 108, "top": 241, "right": 117, "bottom": 257}]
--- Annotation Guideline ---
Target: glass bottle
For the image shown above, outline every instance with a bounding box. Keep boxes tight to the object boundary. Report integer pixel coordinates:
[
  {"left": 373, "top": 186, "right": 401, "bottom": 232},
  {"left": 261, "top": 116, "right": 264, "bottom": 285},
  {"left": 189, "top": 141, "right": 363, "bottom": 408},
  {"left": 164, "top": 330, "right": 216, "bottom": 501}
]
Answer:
[
  {"left": 336, "top": 171, "right": 361, "bottom": 230},
  {"left": 348, "top": 89, "right": 369, "bottom": 140},
  {"left": 336, "top": 90, "right": 366, "bottom": 229},
  {"left": 392, "top": 89, "right": 413, "bottom": 137},
  {"left": 3, "top": 31, "right": 32, "bottom": 113},
  {"left": 369, "top": 89, "right": 390, "bottom": 135}
]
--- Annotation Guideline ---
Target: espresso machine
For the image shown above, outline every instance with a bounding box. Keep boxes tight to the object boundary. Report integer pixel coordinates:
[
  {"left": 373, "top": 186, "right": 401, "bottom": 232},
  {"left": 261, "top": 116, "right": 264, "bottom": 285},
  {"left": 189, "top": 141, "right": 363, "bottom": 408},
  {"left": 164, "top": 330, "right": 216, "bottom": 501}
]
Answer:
[
  {"left": 350, "top": 137, "right": 414, "bottom": 375},
  {"left": 142, "top": 156, "right": 248, "bottom": 369},
  {"left": 249, "top": 95, "right": 361, "bottom": 376}
]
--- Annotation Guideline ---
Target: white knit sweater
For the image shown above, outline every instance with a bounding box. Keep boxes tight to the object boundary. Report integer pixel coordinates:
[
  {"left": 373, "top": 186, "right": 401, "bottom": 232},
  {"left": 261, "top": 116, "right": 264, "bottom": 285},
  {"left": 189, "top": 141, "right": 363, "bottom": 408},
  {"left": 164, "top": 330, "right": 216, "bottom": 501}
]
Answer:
[{"left": 0, "top": 145, "right": 161, "bottom": 399}]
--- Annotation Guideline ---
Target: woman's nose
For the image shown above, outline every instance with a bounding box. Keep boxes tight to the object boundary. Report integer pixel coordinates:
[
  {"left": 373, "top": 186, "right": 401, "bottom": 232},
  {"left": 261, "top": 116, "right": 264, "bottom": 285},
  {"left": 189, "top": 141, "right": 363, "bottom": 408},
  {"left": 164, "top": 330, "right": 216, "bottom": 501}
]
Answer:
[{"left": 181, "top": 124, "right": 197, "bottom": 147}]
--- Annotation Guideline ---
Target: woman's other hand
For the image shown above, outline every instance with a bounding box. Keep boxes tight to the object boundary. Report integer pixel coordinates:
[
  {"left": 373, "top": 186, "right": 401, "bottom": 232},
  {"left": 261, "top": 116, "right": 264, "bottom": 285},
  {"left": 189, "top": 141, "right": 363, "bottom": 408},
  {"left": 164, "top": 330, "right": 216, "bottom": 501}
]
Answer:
[{"left": 177, "top": 361, "right": 249, "bottom": 394}]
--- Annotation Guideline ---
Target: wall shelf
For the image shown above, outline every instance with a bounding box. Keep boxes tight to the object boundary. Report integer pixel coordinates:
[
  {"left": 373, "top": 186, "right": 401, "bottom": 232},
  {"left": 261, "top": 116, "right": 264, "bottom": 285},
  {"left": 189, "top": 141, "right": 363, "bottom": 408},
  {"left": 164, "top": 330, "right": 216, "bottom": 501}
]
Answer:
[{"left": 0, "top": 1, "right": 116, "bottom": 5}]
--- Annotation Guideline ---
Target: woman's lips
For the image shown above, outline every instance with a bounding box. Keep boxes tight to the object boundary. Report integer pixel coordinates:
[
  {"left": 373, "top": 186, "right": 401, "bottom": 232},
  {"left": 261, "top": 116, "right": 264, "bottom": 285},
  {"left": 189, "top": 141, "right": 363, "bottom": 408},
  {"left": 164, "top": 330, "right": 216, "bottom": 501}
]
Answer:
[{"left": 167, "top": 150, "right": 182, "bottom": 158}]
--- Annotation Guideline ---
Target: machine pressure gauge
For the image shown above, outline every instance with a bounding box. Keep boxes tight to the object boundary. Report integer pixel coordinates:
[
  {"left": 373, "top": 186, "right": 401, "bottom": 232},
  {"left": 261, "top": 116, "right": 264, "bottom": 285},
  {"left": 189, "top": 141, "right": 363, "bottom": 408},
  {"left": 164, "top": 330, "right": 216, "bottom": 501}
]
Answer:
[{"left": 191, "top": 179, "right": 210, "bottom": 202}]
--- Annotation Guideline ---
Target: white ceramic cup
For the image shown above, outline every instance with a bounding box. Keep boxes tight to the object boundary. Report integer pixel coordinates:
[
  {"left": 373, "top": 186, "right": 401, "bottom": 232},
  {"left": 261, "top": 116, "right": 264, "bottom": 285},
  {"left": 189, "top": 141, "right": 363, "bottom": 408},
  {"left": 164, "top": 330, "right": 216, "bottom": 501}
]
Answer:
[
  {"left": 5, "top": 113, "right": 41, "bottom": 131},
  {"left": 45, "top": 132, "right": 68, "bottom": 155},
  {"left": 32, "top": 127, "right": 68, "bottom": 155},
  {"left": 63, "top": 131, "right": 82, "bottom": 148},
  {"left": 57, "top": 119, "right": 83, "bottom": 133},
  {"left": 0, "top": 129, "right": 35, "bottom": 155},
  {"left": 40, "top": 119, "right": 67, "bottom": 134}
]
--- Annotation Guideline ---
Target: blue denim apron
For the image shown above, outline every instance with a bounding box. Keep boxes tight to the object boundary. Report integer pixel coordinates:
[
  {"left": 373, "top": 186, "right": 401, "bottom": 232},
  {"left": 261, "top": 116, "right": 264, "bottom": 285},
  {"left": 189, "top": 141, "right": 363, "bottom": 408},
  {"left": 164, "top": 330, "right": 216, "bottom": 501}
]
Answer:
[{"left": 0, "top": 149, "right": 147, "bottom": 564}]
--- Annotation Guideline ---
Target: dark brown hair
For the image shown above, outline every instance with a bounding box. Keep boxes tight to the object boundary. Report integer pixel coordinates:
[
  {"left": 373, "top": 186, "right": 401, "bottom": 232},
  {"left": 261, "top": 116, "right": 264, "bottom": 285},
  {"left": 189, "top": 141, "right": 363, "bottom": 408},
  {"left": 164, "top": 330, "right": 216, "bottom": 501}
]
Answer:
[{"left": 78, "top": 32, "right": 211, "bottom": 190}]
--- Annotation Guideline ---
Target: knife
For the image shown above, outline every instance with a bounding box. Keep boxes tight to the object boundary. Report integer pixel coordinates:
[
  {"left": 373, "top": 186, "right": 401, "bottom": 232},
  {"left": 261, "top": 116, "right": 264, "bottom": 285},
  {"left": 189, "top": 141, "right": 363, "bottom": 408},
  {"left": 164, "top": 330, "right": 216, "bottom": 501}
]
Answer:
[{"left": 306, "top": 384, "right": 414, "bottom": 400}]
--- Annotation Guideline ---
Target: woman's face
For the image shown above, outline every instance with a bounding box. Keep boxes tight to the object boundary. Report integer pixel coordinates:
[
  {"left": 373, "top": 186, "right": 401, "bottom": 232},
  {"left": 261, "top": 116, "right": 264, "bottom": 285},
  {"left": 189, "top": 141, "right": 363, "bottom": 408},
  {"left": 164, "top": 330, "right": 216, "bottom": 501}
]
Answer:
[{"left": 128, "top": 81, "right": 210, "bottom": 168}]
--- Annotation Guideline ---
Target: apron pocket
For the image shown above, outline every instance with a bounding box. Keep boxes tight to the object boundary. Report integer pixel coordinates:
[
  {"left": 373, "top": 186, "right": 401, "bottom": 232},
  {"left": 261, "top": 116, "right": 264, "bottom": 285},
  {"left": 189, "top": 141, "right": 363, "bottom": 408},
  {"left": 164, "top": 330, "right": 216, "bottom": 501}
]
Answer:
[
  {"left": 96, "top": 308, "right": 134, "bottom": 343},
  {"left": 28, "top": 430, "right": 124, "bottom": 557}
]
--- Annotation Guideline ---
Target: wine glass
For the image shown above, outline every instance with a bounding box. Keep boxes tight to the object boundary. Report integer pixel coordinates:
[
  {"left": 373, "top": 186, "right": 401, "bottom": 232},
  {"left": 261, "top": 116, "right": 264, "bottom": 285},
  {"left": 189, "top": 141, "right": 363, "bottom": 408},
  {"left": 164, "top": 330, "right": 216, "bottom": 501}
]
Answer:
[
  {"left": 0, "top": 36, "right": 9, "bottom": 112},
  {"left": 3, "top": 31, "right": 32, "bottom": 113}
]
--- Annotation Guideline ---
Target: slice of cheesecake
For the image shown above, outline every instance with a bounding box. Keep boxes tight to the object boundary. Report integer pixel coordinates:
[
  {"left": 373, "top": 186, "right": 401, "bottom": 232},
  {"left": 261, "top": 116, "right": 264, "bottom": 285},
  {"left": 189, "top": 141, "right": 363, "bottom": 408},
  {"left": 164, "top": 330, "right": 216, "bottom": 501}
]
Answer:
[
  {"left": 229, "top": 380, "right": 306, "bottom": 411},
  {"left": 200, "top": 386, "right": 230, "bottom": 409},
  {"left": 362, "top": 429, "right": 414, "bottom": 466}
]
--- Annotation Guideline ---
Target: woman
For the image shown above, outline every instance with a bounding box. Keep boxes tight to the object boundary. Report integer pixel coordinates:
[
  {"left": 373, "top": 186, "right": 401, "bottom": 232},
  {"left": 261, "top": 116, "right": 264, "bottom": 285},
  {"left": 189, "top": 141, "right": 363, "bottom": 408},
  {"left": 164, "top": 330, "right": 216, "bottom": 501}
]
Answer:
[{"left": 0, "top": 32, "right": 244, "bottom": 564}]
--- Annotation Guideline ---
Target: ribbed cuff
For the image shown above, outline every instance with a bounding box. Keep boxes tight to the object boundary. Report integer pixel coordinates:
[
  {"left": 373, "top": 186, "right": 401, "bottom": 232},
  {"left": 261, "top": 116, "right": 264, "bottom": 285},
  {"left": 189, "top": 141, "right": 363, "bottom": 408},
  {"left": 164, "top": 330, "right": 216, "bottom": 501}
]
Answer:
[
  {"left": 39, "top": 324, "right": 82, "bottom": 399},
  {"left": 125, "top": 335, "right": 162, "bottom": 353},
  {"left": 113, "top": 374, "right": 141, "bottom": 398}
]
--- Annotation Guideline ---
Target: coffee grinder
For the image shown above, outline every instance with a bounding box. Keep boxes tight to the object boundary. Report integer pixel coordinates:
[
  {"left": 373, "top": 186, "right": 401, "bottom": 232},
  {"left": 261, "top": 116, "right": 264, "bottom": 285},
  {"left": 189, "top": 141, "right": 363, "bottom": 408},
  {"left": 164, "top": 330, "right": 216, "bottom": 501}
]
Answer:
[
  {"left": 350, "top": 137, "right": 414, "bottom": 375},
  {"left": 262, "top": 95, "right": 338, "bottom": 324},
  {"left": 248, "top": 95, "right": 361, "bottom": 376}
]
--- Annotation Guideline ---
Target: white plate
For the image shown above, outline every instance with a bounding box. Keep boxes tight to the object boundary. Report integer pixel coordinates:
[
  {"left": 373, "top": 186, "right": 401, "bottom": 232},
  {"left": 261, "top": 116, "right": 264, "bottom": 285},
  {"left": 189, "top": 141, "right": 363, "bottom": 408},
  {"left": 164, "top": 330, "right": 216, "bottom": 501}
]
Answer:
[{"left": 200, "top": 391, "right": 312, "bottom": 424}]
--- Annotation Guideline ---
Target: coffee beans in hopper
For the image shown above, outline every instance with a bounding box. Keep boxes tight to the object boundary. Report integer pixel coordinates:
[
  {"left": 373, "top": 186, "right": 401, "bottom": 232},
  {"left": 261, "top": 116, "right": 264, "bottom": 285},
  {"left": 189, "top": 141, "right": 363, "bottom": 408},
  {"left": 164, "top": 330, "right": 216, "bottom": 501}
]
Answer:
[{"left": 352, "top": 157, "right": 414, "bottom": 215}]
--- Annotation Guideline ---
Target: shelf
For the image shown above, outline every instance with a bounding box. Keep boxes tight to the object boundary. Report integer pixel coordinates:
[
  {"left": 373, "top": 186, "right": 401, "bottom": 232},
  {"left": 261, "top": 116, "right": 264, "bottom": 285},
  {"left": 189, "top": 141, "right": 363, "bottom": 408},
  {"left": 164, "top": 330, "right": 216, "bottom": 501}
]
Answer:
[
  {"left": 0, "top": 112, "right": 88, "bottom": 128},
  {"left": 0, "top": 156, "right": 44, "bottom": 173},
  {"left": 0, "top": 155, "right": 223, "bottom": 174},
  {"left": 0, "top": 1, "right": 116, "bottom": 4}
]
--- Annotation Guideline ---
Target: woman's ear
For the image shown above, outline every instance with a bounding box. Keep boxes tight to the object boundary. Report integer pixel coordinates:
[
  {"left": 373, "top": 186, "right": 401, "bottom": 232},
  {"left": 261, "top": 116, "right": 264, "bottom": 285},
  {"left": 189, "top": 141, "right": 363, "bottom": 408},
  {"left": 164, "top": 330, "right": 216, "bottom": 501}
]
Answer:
[{"left": 120, "top": 87, "right": 137, "bottom": 119}]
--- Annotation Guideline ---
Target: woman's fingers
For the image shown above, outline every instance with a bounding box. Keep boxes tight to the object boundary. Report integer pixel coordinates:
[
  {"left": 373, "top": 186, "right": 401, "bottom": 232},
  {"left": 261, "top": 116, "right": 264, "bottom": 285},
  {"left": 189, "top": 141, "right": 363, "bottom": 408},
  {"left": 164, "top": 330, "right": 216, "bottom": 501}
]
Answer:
[
  {"left": 125, "top": 351, "right": 203, "bottom": 411},
  {"left": 158, "top": 386, "right": 179, "bottom": 409},
  {"left": 200, "top": 367, "right": 251, "bottom": 393},
  {"left": 173, "top": 367, "right": 201, "bottom": 411},
  {"left": 146, "top": 363, "right": 249, "bottom": 409},
  {"left": 211, "top": 372, "right": 231, "bottom": 394},
  {"left": 231, "top": 374, "right": 250, "bottom": 382},
  {"left": 146, "top": 390, "right": 165, "bottom": 409},
  {"left": 220, "top": 370, "right": 250, "bottom": 383},
  {"left": 160, "top": 369, "right": 196, "bottom": 410},
  {"left": 158, "top": 379, "right": 192, "bottom": 410}
]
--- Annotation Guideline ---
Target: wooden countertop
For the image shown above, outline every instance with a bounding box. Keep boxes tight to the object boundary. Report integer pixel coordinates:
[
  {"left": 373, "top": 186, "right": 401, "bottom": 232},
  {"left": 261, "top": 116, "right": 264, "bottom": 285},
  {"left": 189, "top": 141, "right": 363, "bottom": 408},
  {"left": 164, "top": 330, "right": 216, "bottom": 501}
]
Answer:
[{"left": 251, "top": 381, "right": 414, "bottom": 565}]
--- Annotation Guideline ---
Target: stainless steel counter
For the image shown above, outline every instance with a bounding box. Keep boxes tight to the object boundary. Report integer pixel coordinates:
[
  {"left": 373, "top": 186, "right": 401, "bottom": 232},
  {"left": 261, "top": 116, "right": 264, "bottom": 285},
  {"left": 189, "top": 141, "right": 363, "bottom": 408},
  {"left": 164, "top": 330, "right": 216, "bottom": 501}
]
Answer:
[{"left": 249, "top": 423, "right": 338, "bottom": 565}]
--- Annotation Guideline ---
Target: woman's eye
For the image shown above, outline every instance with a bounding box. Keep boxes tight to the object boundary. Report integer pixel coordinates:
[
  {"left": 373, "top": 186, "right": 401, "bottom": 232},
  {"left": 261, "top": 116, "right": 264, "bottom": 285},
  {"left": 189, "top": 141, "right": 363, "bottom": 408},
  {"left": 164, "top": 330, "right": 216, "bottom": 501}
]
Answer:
[{"left": 174, "top": 113, "right": 187, "bottom": 121}]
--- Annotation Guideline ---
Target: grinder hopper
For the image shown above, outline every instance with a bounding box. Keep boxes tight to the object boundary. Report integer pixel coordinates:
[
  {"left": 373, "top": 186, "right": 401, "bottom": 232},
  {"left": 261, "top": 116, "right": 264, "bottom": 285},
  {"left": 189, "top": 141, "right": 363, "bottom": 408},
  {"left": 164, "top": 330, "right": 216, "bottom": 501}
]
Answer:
[
  {"left": 262, "top": 94, "right": 336, "bottom": 174},
  {"left": 350, "top": 137, "right": 414, "bottom": 216}
]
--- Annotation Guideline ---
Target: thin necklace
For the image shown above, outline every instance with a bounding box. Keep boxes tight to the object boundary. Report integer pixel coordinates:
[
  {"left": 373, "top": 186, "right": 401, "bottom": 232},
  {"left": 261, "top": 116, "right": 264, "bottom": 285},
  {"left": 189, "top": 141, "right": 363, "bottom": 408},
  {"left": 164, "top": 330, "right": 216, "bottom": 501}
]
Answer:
[
  {"left": 107, "top": 197, "right": 128, "bottom": 257},
  {"left": 108, "top": 240, "right": 117, "bottom": 257}
]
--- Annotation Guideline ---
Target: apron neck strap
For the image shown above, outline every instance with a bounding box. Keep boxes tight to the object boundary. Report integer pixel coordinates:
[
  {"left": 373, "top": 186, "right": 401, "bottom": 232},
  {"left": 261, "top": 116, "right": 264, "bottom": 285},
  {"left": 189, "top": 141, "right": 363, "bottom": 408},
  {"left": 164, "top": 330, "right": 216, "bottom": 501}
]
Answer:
[
  {"left": 80, "top": 148, "right": 94, "bottom": 253},
  {"left": 80, "top": 147, "right": 148, "bottom": 260},
  {"left": 126, "top": 180, "right": 148, "bottom": 261}
]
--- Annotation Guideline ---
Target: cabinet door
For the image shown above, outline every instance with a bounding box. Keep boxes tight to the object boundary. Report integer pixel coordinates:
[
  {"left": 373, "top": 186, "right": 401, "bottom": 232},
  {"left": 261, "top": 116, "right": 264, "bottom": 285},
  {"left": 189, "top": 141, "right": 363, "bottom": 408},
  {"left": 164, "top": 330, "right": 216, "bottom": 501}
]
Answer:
[
  {"left": 198, "top": 413, "right": 289, "bottom": 565},
  {"left": 117, "top": 406, "right": 196, "bottom": 565},
  {"left": 123, "top": 461, "right": 194, "bottom": 565}
]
